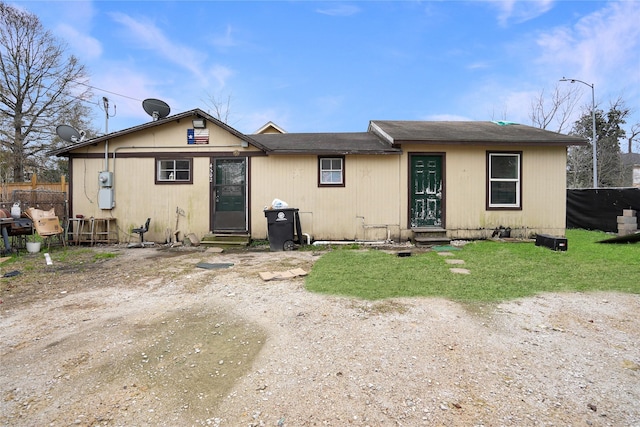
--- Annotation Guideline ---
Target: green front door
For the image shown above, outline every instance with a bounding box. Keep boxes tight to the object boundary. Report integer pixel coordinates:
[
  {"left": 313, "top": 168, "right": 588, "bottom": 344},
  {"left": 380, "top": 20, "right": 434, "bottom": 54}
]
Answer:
[
  {"left": 212, "top": 158, "right": 247, "bottom": 232},
  {"left": 410, "top": 155, "right": 443, "bottom": 228}
]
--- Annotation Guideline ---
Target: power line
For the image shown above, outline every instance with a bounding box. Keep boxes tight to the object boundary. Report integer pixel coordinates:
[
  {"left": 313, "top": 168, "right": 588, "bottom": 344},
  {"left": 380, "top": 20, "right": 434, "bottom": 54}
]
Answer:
[
  {"left": 2, "top": 60, "right": 144, "bottom": 106},
  {"left": 73, "top": 81, "right": 143, "bottom": 102}
]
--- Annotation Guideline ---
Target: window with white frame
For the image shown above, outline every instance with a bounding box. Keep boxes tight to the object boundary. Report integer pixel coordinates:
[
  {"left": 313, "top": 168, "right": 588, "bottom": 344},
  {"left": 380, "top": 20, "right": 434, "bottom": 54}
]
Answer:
[
  {"left": 318, "top": 156, "right": 345, "bottom": 187},
  {"left": 487, "top": 152, "right": 521, "bottom": 209},
  {"left": 156, "top": 158, "right": 192, "bottom": 184}
]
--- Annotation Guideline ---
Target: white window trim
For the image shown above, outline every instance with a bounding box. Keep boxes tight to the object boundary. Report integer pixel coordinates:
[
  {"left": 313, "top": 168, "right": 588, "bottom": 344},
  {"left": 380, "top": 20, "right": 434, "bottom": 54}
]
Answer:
[
  {"left": 488, "top": 152, "right": 521, "bottom": 209},
  {"left": 319, "top": 156, "right": 345, "bottom": 186},
  {"left": 156, "top": 158, "right": 192, "bottom": 183}
]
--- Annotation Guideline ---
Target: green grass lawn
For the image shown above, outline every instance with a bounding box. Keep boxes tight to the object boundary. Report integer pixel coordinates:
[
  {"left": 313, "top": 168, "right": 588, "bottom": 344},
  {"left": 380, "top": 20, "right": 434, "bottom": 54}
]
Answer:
[{"left": 305, "top": 229, "right": 640, "bottom": 302}]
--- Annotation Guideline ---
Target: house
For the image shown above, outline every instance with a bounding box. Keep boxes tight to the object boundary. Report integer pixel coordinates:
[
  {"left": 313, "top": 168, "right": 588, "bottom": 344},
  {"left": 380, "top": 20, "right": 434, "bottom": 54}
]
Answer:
[
  {"left": 51, "top": 109, "right": 586, "bottom": 246},
  {"left": 254, "top": 121, "right": 287, "bottom": 135},
  {"left": 621, "top": 153, "right": 640, "bottom": 187}
]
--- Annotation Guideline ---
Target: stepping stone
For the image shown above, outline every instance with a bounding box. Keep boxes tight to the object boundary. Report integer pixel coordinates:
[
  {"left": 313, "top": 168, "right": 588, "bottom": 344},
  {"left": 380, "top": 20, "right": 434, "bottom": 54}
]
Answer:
[
  {"left": 259, "top": 268, "right": 308, "bottom": 281},
  {"left": 433, "top": 245, "right": 460, "bottom": 252},
  {"left": 445, "top": 259, "right": 465, "bottom": 265},
  {"left": 449, "top": 268, "right": 471, "bottom": 274},
  {"left": 436, "top": 251, "right": 455, "bottom": 256},
  {"left": 196, "top": 262, "right": 234, "bottom": 269}
]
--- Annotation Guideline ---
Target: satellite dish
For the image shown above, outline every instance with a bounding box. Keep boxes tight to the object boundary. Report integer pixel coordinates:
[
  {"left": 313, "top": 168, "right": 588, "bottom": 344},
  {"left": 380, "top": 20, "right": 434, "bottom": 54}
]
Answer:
[
  {"left": 142, "top": 98, "right": 171, "bottom": 121},
  {"left": 56, "top": 125, "right": 85, "bottom": 143}
]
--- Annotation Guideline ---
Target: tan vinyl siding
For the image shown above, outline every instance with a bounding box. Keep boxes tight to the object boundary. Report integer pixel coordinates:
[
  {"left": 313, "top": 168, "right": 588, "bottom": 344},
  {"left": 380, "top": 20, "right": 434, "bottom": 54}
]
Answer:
[
  {"left": 520, "top": 146, "right": 568, "bottom": 235},
  {"left": 68, "top": 120, "right": 257, "bottom": 243},
  {"left": 78, "top": 122, "right": 255, "bottom": 155},
  {"left": 251, "top": 155, "right": 402, "bottom": 241},
  {"left": 400, "top": 144, "right": 568, "bottom": 239},
  {"left": 71, "top": 157, "right": 212, "bottom": 243},
  {"left": 66, "top": 117, "right": 571, "bottom": 244}
]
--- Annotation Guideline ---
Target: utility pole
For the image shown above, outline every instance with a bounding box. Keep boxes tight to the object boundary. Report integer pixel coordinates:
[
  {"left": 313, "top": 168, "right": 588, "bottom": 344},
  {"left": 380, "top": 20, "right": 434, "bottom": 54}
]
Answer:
[{"left": 560, "top": 77, "right": 597, "bottom": 188}]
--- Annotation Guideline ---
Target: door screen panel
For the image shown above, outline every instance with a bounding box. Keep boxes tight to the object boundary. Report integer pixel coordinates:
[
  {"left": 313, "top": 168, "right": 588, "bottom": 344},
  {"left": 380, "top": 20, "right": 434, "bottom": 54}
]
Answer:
[{"left": 213, "top": 158, "right": 246, "bottom": 231}]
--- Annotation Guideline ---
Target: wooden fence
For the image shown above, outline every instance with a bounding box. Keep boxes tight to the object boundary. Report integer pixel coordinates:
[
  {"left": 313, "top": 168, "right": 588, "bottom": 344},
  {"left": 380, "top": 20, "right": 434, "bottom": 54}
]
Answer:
[{"left": 0, "top": 175, "right": 68, "bottom": 202}]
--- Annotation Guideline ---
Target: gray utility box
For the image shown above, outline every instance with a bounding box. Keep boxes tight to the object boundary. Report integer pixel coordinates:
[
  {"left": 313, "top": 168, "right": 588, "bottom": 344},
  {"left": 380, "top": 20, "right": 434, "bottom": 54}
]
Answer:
[
  {"left": 98, "top": 188, "right": 114, "bottom": 210},
  {"left": 535, "top": 234, "right": 567, "bottom": 251}
]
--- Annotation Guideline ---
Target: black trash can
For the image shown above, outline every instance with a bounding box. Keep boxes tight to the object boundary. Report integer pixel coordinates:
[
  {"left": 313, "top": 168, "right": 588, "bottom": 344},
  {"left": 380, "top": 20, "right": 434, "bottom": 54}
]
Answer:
[{"left": 264, "top": 208, "right": 300, "bottom": 251}]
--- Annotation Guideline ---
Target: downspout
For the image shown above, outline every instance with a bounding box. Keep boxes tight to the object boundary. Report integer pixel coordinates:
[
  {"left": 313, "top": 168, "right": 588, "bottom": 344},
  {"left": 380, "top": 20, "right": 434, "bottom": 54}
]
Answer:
[
  {"left": 103, "top": 97, "right": 110, "bottom": 172},
  {"left": 312, "top": 240, "right": 389, "bottom": 246}
]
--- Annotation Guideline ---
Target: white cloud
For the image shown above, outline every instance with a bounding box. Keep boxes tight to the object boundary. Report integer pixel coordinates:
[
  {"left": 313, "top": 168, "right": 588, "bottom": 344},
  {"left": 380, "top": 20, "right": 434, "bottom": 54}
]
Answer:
[
  {"left": 18, "top": 1, "right": 103, "bottom": 60},
  {"left": 467, "top": 61, "right": 491, "bottom": 70},
  {"left": 211, "top": 25, "right": 237, "bottom": 49},
  {"left": 499, "top": 90, "right": 541, "bottom": 125},
  {"left": 55, "top": 23, "right": 102, "bottom": 60},
  {"left": 88, "top": 63, "right": 184, "bottom": 131},
  {"left": 454, "top": 79, "right": 541, "bottom": 125},
  {"left": 109, "top": 12, "right": 209, "bottom": 83},
  {"left": 209, "top": 64, "right": 234, "bottom": 89},
  {"left": 467, "top": 1, "right": 640, "bottom": 133},
  {"left": 315, "top": 4, "right": 361, "bottom": 17},
  {"left": 536, "top": 2, "right": 640, "bottom": 98},
  {"left": 490, "top": 0, "right": 554, "bottom": 26}
]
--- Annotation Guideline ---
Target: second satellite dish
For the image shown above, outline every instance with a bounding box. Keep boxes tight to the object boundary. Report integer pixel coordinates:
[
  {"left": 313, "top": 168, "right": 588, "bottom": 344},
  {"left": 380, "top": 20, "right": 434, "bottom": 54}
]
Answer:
[
  {"left": 142, "top": 98, "right": 171, "bottom": 121},
  {"left": 56, "top": 125, "right": 86, "bottom": 143}
]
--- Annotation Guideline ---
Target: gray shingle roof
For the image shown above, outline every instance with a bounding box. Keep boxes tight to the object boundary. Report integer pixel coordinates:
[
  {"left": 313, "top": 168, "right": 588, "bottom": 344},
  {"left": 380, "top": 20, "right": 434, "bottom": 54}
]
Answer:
[
  {"left": 369, "top": 120, "right": 588, "bottom": 146},
  {"left": 251, "top": 132, "right": 401, "bottom": 154},
  {"left": 252, "top": 121, "right": 587, "bottom": 154},
  {"left": 50, "top": 113, "right": 587, "bottom": 158}
]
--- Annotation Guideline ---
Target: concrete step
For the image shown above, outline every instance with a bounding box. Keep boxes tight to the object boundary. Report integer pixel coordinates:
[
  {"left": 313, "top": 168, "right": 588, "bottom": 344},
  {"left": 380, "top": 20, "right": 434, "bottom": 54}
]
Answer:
[
  {"left": 200, "top": 240, "right": 249, "bottom": 247},
  {"left": 412, "top": 227, "right": 450, "bottom": 247},
  {"left": 412, "top": 227, "right": 446, "bottom": 232},
  {"left": 414, "top": 236, "right": 451, "bottom": 246},
  {"left": 200, "top": 233, "right": 250, "bottom": 247}
]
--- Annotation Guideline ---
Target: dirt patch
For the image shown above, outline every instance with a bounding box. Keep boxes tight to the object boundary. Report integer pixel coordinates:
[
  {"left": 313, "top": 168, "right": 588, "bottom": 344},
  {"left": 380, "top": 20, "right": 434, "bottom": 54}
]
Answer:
[{"left": 1, "top": 245, "right": 639, "bottom": 426}]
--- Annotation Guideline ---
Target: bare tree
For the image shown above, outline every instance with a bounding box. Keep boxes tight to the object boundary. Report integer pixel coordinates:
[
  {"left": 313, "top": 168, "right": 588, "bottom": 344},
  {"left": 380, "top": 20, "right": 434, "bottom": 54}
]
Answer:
[
  {"left": 0, "top": 2, "right": 92, "bottom": 182},
  {"left": 529, "top": 84, "right": 581, "bottom": 133},
  {"left": 627, "top": 123, "right": 640, "bottom": 153},
  {"left": 569, "top": 97, "right": 630, "bottom": 187},
  {"left": 202, "top": 91, "right": 232, "bottom": 124}
]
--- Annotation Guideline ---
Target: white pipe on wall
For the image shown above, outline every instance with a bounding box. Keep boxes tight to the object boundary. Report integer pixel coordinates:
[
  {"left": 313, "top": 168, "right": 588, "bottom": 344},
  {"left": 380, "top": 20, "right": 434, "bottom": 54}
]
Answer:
[
  {"left": 312, "top": 240, "right": 388, "bottom": 246},
  {"left": 302, "top": 233, "right": 311, "bottom": 245}
]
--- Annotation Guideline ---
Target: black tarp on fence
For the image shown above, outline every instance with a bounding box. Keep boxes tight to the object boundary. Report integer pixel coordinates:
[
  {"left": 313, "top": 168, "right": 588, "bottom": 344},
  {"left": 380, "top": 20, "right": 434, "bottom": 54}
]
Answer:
[{"left": 567, "top": 188, "right": 640, "bottom": 232}]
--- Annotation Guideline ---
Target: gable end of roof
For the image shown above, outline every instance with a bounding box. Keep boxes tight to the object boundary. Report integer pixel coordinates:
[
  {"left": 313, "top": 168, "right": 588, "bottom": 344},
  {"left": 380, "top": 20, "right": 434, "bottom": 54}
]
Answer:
[{"left": 49, "top": 109, "right": 268, "bottom": 156}]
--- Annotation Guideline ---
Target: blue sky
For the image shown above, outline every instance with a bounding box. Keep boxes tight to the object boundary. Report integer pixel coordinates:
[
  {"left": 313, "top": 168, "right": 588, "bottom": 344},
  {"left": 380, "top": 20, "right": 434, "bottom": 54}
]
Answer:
[{"left": 11, "top": 1, "right": 640, "bottom": 140}]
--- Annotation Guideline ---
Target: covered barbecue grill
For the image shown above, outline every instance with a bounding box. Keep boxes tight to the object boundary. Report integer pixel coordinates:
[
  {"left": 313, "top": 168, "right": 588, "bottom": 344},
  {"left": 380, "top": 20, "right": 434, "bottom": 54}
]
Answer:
[{"left": 0, "top": 211, "right": 34, "bottom": 254}]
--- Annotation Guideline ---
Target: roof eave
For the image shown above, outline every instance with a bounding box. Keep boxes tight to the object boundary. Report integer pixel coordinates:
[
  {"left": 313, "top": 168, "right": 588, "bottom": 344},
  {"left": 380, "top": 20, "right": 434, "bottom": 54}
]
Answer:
[
  {"left": 266, "top": 149, "right": 402, "bottom": 155},
  {"left": 392, "top": 139, "right": 587, "bottom": 146},
  {"left": 49, "top": 109, "right": 268, "bottom": 156}
]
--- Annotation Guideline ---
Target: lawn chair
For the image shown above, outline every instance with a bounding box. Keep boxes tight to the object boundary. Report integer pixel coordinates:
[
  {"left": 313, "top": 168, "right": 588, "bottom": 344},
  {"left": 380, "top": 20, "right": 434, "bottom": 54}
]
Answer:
[
  {"left": 25, "top": 207, "right": 66, "bottom": 250},
  {"left": 132, "top": 218, "right": 151, "bottom": 244}
]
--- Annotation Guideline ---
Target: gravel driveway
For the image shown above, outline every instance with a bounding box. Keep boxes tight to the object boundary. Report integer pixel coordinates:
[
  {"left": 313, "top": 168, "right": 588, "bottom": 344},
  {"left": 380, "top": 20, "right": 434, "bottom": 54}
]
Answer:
[{"left": 1, "top": 245, "right": 639, "bottom": 426}]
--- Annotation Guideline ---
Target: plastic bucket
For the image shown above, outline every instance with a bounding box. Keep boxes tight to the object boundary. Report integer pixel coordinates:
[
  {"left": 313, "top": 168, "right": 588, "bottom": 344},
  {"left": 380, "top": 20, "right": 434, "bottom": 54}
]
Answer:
[{"left": 26, "top": 242, "right": 41, "bottom": 253}]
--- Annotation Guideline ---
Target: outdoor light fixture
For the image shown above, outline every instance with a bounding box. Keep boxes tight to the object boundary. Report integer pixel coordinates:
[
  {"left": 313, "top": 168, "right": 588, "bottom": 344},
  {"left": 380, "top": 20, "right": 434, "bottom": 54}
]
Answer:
[
  {"left": 560, "top": 77, "right": 597, "bottom": 188},
  {"left": 192, "top": 118, "right": 206, "bottom": 129}
]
